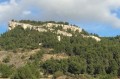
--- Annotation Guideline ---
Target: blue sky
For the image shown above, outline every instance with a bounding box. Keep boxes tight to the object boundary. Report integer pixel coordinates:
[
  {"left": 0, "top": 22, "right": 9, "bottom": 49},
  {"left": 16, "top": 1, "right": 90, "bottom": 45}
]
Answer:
[
  {"left": 0, "top": 0, "right": 8, "bottom": 2},
  {"left": 0, "top": 0, "right": 120, "bottom": 37}
]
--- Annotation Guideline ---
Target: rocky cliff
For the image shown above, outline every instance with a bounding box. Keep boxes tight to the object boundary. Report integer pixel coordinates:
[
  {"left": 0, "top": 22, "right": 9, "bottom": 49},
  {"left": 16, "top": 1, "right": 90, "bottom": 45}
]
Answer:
[
  {"left": 8, "top": 20, "right": 101, "bottom": 41},
  {"left": 9, "top": 21, "right": 82, "bottom": 33}
]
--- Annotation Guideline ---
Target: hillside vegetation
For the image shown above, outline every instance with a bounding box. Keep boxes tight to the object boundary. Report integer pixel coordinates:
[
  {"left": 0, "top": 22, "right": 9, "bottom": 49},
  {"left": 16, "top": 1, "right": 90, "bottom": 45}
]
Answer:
[{"left": 0, "top": 20, "right": 120, "bottom": 79}]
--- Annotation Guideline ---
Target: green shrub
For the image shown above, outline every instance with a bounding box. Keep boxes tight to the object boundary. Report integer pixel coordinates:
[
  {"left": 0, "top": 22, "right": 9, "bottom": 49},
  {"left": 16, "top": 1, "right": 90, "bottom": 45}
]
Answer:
[
  {"left": 11, "top": 63, "right": 40, "bottom": 79},
  {"left": 0, "top": 64, "right": 13, "bottom": 78}
]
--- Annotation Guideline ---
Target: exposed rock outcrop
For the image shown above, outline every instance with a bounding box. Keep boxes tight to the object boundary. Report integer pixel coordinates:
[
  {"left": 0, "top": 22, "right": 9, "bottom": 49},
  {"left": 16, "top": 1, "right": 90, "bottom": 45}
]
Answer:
[
  {"left": 9, "top": 21, "right": 82, "bottom": 33},
  {"left": 8, "top": 20, "right": 101, "bottom": 41},
  {"left": 57, "top": 30, "right": 72, "bottom": 37},
  {"left": 57, "top": 36, "right": 61, "bottom": 41},
  {"left": 82, "top": 34, "right": 101, "bottom": 42},
  {"left": 9, "top": 21, "right": 47, "bottom": 32},
  {"left": 46, "top": 23, "right": 82, "bottom": 32}
]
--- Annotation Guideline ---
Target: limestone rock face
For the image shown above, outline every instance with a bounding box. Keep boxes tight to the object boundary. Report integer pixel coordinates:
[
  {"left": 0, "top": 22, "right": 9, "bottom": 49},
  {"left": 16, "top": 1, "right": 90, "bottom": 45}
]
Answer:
[
  {"left": 57, "top": 30, "right": 72, "bottom": 37},
  {"left": 8, "top": 21, "right": 82, "bottom": 37},
  {"left": 8, "top": 20, "right": 101, "bottom": 42},
  {"left": 57, "top": 36, "right": 61, "bottom": 41},
  {"left": 9, "top": 21, "right": 47, "bottom": 32},
  {"left": 9, "top": 21, "right": 82, "bottom": 33},
  {"left": 9, "top": 21, "right": 21, "bottom": 30},
  {"left": 82, "top": 34, "right": 101, "bottom": 42},
  {"left": 89, "top": 36, "right": 101, "bottom": 41},
  {"left": 46, "top": 23, "right": 82, "bottom": 32}
]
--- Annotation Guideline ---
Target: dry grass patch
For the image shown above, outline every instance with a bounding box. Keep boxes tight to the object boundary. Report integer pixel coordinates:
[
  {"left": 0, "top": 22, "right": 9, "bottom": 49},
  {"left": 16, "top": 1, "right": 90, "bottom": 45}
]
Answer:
[{"left": 41, "top": 53, "right": 69, "bottom": 62}]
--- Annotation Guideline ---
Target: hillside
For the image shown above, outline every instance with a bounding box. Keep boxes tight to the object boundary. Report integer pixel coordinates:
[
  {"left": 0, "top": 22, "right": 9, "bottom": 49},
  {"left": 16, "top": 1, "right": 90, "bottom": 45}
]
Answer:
[{"left": 0, "top": 20, "right": 120, "bottom": 79}]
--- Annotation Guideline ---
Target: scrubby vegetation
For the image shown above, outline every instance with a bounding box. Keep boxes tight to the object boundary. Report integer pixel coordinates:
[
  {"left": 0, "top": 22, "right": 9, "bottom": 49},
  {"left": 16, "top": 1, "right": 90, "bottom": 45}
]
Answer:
[
  {"left": 0, "top": 21, "right": 120, "bottom": 79},
  {"left": 11, "top": 62, "right": 40, "bottom": 79},
  {"left": 19, "top": 20, "right": 69, "bottom": 26},
  {"left": 0, "top": 64, "right": 13, "bottom": 78}
]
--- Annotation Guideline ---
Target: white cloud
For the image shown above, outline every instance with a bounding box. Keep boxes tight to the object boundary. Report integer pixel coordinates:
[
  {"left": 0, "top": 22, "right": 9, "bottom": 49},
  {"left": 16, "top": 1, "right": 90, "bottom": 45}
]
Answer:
[
  {"left": 22, "top": 10, "right": 31, "bottom": 15},
  {"left": 0, "top": 0, "right": 120, "bottom": 27},
  {"left": 10, "top": 0, "right": 17, "bottom": 5},
  {"left": 0, "top": 0, "right": 21, "bottom": 23},
  {"left": 34, "top": 0, "right": 120, "bottom": 27}
]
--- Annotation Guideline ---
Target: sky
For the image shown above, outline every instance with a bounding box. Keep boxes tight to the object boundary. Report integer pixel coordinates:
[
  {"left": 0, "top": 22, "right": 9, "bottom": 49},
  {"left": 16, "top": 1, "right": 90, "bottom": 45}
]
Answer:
[{"left": 0, "top": 0, "right": 120, "bottom": 36}]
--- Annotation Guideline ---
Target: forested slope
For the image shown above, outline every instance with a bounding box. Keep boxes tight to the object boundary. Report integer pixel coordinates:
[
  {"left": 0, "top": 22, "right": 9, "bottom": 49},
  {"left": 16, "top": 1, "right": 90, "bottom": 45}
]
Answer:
[{"left": 0, "top": 21, "right": 120, "bottom": 79}]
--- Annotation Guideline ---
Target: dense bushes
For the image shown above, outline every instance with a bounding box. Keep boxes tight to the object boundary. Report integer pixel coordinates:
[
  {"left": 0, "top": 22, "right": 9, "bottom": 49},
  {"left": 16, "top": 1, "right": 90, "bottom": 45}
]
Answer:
[
  {"left": 19, "top": 20, "right": 69, "bottom": 26},
  {"left": 0, "top": 64, "right": 13, "bottom": 78},
  {"left": 40, "top": 34, "right": 120, "bottom": 78},
  {"left": 0, "top": 27, "right": 58, "bottom": 50},
  {"left": 11, "top": 63, "right": 40, "bottom": 79}
]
